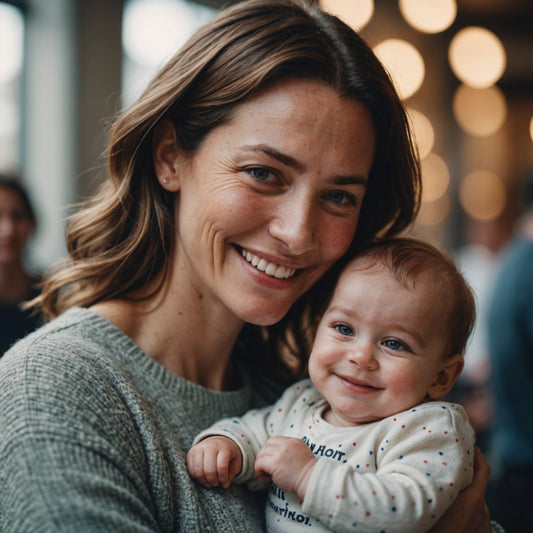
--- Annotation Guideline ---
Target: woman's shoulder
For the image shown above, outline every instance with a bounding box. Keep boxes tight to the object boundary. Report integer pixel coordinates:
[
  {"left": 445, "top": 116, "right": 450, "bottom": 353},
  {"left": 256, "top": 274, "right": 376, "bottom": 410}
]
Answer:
[
  {"left": 6, "top": 306, "right": 132, "bottom": 355},
  {"left": 5, "top": 307, "right": 100, "bottom": 358},
  {"left": 0, "top": 307, "right": 136, "bottom": 403},
  {"left": 0, "top": 308, "right": 146, "bottom": 446}
]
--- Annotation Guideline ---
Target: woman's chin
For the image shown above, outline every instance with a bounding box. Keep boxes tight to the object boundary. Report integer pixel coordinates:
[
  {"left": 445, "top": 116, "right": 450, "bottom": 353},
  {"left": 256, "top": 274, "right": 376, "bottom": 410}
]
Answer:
[{"left": 238, "top": 303, "right": 292, "bottom": 327}]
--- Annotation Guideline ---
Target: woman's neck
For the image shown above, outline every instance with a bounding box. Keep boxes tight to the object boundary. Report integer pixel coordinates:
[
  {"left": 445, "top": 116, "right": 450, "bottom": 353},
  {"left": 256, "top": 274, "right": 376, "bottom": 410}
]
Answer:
[{"left": 90, "top": 269, "right": 245, "bottom": 391}]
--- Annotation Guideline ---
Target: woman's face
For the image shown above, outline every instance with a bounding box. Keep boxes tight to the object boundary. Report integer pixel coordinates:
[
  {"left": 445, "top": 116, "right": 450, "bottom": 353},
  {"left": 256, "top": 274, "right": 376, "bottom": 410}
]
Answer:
[
  {"left": 165, "top": 78, "right": 376, "bottom": 325},
  {"left": 0, "top": 187, "right": 34, "bottom": 267}
]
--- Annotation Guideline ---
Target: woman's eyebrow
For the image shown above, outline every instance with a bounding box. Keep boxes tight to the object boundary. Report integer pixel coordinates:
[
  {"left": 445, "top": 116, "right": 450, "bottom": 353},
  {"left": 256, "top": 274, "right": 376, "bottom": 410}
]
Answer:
[
  {"left": 241, "top": 144, "right": 305, "bottom": 171},
  {"left": 241, "top": 143, "right": 368, "bottom": 186}
]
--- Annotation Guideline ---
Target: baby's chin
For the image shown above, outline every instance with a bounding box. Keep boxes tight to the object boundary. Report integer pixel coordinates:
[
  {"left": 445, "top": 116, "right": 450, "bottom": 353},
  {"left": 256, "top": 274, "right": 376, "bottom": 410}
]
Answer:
[{"left": 323, "top": 407, "right": 380, "bottom": 427}]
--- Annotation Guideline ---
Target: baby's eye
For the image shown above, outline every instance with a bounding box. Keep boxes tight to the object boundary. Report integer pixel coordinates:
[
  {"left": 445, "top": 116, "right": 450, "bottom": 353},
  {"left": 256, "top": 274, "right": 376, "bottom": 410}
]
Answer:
[
  {"left": 248, "top": 167, "right": 274, "bottom": 183},
  {"left": 382, "top": 339, "right": 409, "bottom": 352},
  {"left": 335, "top": 324, "right": 354, "bottom": 336}
]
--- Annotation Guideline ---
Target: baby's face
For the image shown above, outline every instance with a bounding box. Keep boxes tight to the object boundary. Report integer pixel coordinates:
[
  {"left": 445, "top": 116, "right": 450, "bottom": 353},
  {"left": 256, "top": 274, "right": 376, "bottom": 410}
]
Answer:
[{"left": 308, "top": 261, "right": 456, "bottom": 427}]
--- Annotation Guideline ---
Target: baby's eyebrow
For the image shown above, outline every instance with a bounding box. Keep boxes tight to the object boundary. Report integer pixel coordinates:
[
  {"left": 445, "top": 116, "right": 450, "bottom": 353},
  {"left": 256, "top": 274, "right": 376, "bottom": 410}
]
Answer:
[{"left": 323, "top": 305, "right": 358, "bottom": 321}]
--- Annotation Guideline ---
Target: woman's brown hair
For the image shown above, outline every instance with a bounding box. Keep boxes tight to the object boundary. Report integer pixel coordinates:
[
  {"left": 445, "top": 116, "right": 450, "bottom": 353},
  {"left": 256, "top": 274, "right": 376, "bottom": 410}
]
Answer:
[{"left": 38, "top": 0, "right": 421, "bottom": 384}]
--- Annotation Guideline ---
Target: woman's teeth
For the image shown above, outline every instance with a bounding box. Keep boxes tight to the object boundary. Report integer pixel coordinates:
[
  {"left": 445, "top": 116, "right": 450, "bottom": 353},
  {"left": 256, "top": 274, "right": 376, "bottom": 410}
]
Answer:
[{"left": 241, "top": 249, "right": 296, "bottom": 279}]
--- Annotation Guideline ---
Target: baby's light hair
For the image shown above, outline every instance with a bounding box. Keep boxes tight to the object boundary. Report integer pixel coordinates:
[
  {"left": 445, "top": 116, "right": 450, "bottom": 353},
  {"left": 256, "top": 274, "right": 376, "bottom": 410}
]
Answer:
[{"left": 341, "top": 237, "right": 476, "bottom": 358}]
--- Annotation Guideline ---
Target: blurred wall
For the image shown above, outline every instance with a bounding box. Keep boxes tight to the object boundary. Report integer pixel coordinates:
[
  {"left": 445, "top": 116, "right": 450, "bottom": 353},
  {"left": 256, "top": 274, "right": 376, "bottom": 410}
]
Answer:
[{"left": 22, "top": 0, "right": 122, "bottom": 270}]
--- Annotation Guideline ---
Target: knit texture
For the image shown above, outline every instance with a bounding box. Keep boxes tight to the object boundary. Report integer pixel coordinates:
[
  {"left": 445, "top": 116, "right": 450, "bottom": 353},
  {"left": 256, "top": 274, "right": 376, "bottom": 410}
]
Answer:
[{"left": 0, "top": 308, "right": 270, "bottom": 532}]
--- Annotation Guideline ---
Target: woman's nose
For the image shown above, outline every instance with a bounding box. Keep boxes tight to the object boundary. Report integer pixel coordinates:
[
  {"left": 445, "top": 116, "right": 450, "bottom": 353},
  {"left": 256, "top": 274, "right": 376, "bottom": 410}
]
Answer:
[{"left": 268, "top": 191, "right": 317, "bottom": 255}]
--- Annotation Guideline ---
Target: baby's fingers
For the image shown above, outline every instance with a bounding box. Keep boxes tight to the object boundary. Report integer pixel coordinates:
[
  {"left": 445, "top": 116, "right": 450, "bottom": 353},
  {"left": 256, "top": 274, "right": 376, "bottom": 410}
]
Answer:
[
  {"left": 187, "top": 437, "right": 242, "bottom": 488},
  {"left": 202, "top": 449, "right": 226, "bottom": 487},
  {"left": 186, "top": 448, "right": 213, "bottom": 487},
  {"left": 216, "top": 450, "right": 235, "bottom": 489}
]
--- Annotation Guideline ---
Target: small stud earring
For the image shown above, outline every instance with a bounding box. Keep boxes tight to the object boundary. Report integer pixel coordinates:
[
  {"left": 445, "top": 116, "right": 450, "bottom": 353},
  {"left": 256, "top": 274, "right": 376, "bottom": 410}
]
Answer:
[{"left": 163, "top": 178, "right": 169, "bottom": 184}]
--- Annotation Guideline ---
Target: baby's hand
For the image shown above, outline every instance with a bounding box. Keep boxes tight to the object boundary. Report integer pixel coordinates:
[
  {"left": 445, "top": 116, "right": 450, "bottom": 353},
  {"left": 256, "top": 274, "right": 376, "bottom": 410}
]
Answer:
[
  {"left": 186, "top": 436, "right": 242, "bottom": 488},
  {"left": 255, "top": 437, "right": 316, "bottom": 500}
]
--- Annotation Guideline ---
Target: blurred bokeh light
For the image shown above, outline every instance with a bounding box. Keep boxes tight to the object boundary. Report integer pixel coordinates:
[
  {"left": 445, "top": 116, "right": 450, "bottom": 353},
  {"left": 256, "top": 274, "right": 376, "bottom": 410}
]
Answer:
[
  {"left": 123, "top": 0, "right": 214, "bottom": 67},
  {"left": 320, "top": 0, "right": 374, "bottom": 30},
  {"left": 399, "top": 0, "right": 457, "bottom": 34},
  {"left": 417, "top": 195, "right": 451, "bottom": 226},
  {"left": 459, "top": 169, "right": 507, "bottom": 221},
  {"left": 373, "top": 39, "right": 425, "bottom": 100},
  {"left": 122, "top": 0, "right": 216, "bottom": 105},
  {"left": 407, "top": 107, "right": 435, "bottom": 159},
  {"left": 0, "top": 3, "right": 24, "bottom": 171},
  {"left": 0, "top": 3, "right": 23, "bottom": 83},
  {"left": 448, "top": 26, "right": 507, "bottom": 89},
  {"left": 453, "top": 84, "right": 507, "bottom": 137},
  {"left": 421, "top": 153, "right": 450, "bottom": 203}
]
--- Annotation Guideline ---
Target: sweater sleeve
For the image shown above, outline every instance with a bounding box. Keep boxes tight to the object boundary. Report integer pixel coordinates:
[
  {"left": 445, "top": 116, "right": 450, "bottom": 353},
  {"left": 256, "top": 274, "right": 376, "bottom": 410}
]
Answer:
[
  {"left": 0, "top": 337, "right": 159, "bottom": 533},
  {"left": 301, "top": 403, "right": 475, "bottom": 533}
]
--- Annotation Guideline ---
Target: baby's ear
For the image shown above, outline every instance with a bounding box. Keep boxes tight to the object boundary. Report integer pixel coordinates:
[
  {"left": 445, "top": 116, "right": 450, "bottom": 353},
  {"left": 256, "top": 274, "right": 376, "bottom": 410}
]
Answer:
[{"left": 427, "top": 354, "right": 464, "bottom": 400}]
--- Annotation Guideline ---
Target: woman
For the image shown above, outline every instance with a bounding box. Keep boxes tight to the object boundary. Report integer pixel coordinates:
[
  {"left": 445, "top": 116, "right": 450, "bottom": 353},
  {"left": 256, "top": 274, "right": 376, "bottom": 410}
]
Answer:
[
  {"left": 0, "top": 176, "right": 41, "bottom": 356},
  {"left": 0, "top": 1, "right": 493, "bottom": 531}
]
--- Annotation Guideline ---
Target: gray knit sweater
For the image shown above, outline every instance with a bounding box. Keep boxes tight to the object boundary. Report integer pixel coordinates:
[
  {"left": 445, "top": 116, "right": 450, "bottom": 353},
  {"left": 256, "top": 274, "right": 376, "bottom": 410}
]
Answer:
[{"left": 0, "top": 308, "right": 273, "bottom": 532}]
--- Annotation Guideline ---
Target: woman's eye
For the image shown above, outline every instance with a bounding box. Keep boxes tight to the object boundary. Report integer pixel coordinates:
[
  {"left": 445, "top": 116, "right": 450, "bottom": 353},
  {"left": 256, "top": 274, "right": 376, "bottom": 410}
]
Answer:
[
  {"left": 248, "top": 167, "right": 273, "bottom": 183},
  {"left": 382, "top": 339, "right": 409, "bottom": 352},
  {"left": 325, "top": 191, "right": 355, "bottom": 206},
  {"left": 335, "top": 324, "right": 354, "bottom": 336}
]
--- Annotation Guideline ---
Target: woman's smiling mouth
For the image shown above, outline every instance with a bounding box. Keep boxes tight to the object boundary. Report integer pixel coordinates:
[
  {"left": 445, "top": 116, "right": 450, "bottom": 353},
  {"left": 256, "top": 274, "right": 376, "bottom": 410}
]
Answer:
[{"left": 240, "top": 247, "right": 297, "bottom": 279}]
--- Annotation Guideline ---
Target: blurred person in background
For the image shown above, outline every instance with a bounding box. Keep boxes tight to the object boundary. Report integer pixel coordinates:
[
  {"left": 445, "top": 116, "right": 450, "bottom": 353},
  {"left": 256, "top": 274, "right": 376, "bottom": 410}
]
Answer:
[
  {"left": 452, "top": 217, "right": 512, "bottom": 451},
  {"left": 0, "top": 175, "right": 42, "bottom": 356},
  {"left": 485, "top": 175, "right": 533, "bottom": 533}
]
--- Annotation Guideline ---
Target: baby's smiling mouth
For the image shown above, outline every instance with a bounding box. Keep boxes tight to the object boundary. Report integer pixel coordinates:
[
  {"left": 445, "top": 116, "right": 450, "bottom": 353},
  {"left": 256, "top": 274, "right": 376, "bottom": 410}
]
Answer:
[
  {"left": 338, "top": 374, "right": 382, "bottom": 391},
  {"left": 238, "top": 246, "right": 297, "bottom": 280}
]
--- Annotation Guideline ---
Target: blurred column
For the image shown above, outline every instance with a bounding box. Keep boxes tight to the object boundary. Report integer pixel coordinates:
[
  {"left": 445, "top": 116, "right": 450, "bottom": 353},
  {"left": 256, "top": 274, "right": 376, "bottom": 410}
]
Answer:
[
  {"left": 22, "top": 0, "right": 76, "bottom": 269},
  {"left": 22, "top": 0, "right": 123, "bottom": 270},
  {"left": 75, "top": 0, "right": 123, "bottom": 198}
]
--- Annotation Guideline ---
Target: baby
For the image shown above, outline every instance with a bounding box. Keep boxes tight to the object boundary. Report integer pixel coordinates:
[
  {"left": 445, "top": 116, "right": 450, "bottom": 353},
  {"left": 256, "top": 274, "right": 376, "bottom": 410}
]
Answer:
[{"left": 187, "top": 237, "right": 477, "bottom": 533}]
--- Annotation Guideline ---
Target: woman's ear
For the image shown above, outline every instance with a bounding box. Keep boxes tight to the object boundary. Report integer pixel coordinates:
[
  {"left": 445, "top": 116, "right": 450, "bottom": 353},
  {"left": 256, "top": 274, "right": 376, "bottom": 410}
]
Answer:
[
  {"left": 153, "top": 120, "right": 181, "bottom": 192},
  {"left": 427, "top": 354, "right": 464, "bottom": 400}
]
